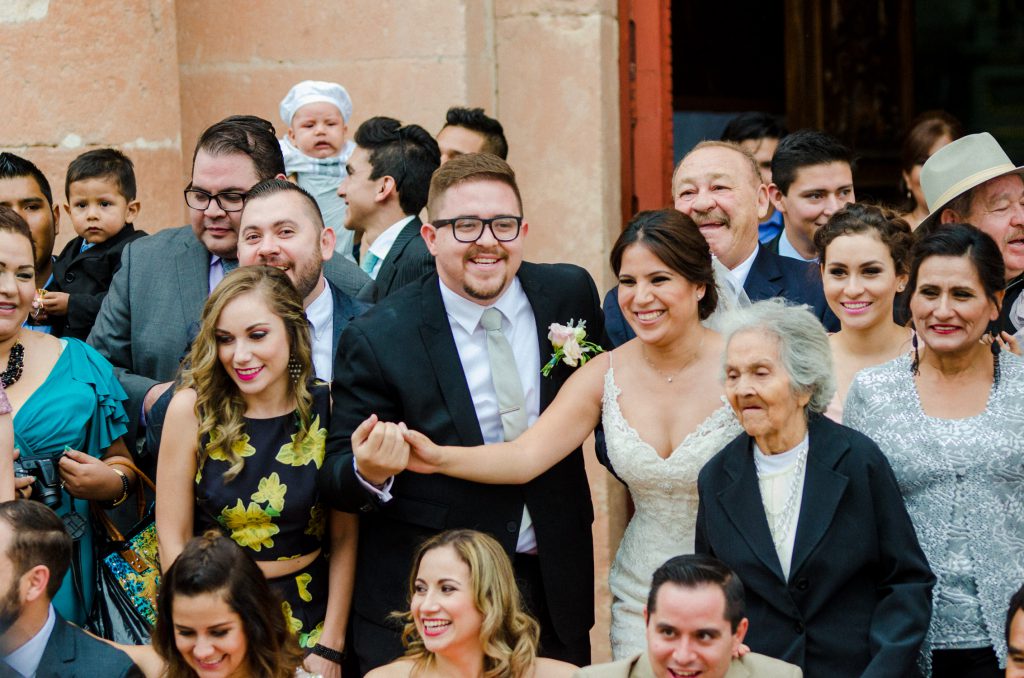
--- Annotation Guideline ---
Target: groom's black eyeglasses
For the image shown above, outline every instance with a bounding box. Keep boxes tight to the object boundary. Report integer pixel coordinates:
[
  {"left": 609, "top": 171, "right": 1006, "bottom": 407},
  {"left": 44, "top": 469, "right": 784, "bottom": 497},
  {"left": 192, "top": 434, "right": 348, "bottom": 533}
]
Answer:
[{"left": 433, "top": 216, "right": 523, "bottom": 243}]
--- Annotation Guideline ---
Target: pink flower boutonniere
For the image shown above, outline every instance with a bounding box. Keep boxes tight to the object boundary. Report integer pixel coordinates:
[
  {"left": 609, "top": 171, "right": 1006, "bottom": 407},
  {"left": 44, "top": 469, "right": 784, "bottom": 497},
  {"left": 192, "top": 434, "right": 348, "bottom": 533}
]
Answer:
[{"left": 542, "top": 319, "right": 603, "bottom": 377}]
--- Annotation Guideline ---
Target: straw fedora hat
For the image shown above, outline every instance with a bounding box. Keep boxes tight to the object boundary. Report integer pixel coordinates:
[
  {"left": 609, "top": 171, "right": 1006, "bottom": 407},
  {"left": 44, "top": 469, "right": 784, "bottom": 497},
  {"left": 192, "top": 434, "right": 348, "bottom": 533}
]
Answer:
[{"left": 920, "top": 132, "right": 1024, "bottom": 229}]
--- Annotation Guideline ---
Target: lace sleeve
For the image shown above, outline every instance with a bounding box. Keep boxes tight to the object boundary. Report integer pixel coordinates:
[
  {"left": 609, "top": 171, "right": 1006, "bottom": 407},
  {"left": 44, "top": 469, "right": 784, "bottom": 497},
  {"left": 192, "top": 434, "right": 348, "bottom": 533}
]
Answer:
[
  {"left": 842, "top": 374, "right": 869, "bottom": 432},
  {"left": 0, "top": 385, "right": 10, "bottom": 416}
]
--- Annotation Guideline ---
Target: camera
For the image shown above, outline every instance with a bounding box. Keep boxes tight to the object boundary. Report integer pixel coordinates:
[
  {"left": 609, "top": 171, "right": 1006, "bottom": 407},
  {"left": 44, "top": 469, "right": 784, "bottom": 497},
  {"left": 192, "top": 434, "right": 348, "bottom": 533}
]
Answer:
[{"left": 13, "top": 457, "right": 63, "bottom": 509}]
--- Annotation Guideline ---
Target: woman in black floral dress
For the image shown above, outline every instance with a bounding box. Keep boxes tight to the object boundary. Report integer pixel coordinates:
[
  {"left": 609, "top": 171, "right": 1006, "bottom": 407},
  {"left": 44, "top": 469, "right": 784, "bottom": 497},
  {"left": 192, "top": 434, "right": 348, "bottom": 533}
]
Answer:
[{"left": 156, "top": 266, "right": 355, "bottom": 677}]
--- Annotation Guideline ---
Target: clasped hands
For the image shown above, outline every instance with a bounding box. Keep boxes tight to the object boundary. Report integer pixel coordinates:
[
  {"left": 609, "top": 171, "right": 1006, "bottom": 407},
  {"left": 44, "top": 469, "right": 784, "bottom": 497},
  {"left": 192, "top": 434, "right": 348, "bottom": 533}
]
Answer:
[{"left": 351, "top": 414, "right": 443, "bottom": 485}]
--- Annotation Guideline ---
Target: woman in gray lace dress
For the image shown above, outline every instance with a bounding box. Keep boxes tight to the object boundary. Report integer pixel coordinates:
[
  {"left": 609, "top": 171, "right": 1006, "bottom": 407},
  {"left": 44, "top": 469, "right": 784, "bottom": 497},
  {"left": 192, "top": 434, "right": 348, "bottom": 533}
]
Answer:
[{"left": 845, "top": 224, "right": 1024, "bottom": 677}]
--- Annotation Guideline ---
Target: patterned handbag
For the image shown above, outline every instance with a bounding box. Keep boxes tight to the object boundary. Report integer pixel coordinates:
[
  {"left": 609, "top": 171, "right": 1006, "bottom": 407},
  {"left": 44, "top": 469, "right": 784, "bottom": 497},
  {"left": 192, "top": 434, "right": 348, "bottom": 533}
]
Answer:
[{"left": 87, "top": 460, "right": 160, "bottom": 643}]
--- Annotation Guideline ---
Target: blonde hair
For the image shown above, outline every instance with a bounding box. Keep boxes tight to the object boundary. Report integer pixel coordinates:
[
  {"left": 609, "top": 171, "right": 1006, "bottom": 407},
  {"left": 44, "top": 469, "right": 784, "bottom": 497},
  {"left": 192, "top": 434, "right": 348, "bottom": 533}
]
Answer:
[
  {"left": 181, "top": 266, "right": 314, "bottom": 481},
  {"left": 398, "top": 530, "right": 539, "bottom": 678}
]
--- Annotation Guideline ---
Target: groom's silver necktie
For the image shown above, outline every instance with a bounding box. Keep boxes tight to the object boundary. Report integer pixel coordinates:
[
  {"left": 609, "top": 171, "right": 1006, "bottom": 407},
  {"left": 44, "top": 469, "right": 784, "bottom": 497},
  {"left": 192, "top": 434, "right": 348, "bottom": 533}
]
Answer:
[
  {"left": 480, "top": 307, "right": 534, "bottom": 550},
  {"left": 481, "top": 307, "right": 529, "bottom": 440}
]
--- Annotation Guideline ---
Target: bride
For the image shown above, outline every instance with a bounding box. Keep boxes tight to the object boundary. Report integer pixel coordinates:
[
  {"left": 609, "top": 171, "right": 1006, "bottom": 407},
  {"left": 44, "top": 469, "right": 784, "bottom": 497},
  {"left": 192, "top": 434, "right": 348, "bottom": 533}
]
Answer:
[{"left": 401, "top": 209, "right": 742, "bottom": 658}]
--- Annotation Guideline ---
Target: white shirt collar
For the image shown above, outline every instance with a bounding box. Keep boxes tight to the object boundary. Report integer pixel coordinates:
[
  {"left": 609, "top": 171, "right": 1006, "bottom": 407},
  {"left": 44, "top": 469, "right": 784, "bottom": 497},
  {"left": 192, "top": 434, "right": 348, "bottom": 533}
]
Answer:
[
  {"left": 438, "top": 276, "right": 528, "bottom": 335},
  {"left": 778, "top": 229, "right": 818, "bottom": 262},
  {"left": 4, "top": 604, "right": 56, "bottom": 678},
  {"left": 305, "top": 279, "right": 332, "bottom": 341},
  {"left": 368, "top": 215, "right": 417, "bottom": 261},
  {"left": 305, "top": 280, "right": 334, "bottom": 381},
  {"left": 727, "top": 244, "right": 759, "bottom": 291}
]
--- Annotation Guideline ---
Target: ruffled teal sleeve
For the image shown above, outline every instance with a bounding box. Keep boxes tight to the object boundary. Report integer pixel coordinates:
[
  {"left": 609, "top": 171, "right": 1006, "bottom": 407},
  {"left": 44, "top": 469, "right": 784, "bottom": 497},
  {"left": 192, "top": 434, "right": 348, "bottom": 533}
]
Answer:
[{"left": 65, "top": 339, "right": 129, "bottom": 454}]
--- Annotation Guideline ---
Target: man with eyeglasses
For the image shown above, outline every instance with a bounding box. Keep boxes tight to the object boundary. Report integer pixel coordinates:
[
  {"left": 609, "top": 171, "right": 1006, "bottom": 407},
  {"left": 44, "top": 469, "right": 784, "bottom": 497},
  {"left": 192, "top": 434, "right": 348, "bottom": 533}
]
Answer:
[
  {"left": 337, "top": 116, "right": 440, "bottom": 300},
  {"left": 89, "top": 116, "right": 373, "bottom": 449},
  {"left": 321, "top": 153, "right": 603, "bottom": 673}
]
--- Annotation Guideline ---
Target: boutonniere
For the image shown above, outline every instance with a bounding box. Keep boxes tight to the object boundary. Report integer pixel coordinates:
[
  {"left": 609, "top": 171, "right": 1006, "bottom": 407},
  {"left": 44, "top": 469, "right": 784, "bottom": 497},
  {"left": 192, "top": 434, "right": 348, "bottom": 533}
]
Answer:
[{"left": 542, "top": 320, "right": 603, "bottom": 376}]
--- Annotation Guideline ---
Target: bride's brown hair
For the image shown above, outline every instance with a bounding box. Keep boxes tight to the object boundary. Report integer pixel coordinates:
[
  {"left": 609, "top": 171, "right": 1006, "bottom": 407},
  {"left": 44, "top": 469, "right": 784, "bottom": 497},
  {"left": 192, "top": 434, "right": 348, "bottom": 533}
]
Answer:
[{"left": 610, "top": 208, "right": 718, "bottom": 320}]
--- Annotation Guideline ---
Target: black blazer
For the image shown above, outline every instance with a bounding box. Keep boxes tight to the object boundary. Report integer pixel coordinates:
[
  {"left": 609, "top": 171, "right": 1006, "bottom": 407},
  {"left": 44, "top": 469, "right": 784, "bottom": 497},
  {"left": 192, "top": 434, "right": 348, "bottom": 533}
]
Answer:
[
  {"left": 695, "top": 414, "right": 934, "bottom": 678},
  {"left": 373, "top": 216, "right": 434, "bottom": 301},
  {"left": 744, "top": 246, "right": 838, "bottom": 331},
  {"left": 321, "top": 263, "right": 602, "bottom": 655},
  {"left": 35, "top": 613, "right": 143, "bottom": 677},
  {"left": 328, "top": 279, "right": 371, "bottom": 353},
  {"left": 47, "top": 224, "right": 146, "bottom": 339}
]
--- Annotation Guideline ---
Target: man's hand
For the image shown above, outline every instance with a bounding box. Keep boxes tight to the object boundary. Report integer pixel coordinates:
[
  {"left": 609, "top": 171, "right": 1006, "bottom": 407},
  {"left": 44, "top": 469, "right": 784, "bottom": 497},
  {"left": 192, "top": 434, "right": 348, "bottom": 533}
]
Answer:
[
  {"left": 351, "top": 414, "right": 409, "bottom": 486},
  {"left": 143, "top": 381, "right": 174, "bottom": 417}
]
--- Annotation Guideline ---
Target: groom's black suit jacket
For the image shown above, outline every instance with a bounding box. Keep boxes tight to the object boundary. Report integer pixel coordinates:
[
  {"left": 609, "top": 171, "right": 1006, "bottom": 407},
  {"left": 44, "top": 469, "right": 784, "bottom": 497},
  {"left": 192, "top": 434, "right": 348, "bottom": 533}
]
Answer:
[{"left": 320, "top": 262, "right": 602, "bottom": 664}]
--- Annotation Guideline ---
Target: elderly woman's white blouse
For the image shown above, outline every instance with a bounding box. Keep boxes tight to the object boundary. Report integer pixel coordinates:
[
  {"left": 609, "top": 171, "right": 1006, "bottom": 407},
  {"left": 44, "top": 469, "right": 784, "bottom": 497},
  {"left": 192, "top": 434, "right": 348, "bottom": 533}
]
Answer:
[{"left": 843, "top": 353, "right": 1024, "bottom": 674}]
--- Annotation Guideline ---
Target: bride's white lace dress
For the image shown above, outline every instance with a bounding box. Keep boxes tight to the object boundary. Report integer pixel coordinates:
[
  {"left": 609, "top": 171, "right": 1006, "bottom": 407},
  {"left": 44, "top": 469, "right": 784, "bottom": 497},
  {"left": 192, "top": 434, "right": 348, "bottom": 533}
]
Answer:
[{"left": 602, "top": 365, "right": 743, "bottom": 658}]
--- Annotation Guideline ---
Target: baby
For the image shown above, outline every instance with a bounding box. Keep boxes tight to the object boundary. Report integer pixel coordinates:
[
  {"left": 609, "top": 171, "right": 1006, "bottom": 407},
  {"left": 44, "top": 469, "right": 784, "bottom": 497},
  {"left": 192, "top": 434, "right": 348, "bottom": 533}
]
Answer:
[
  {"left": 280, "top": 80, "right": 357, "bottom": 262},
  {"left": 40, "top": 148, "right": 146, "bottom": 339}
]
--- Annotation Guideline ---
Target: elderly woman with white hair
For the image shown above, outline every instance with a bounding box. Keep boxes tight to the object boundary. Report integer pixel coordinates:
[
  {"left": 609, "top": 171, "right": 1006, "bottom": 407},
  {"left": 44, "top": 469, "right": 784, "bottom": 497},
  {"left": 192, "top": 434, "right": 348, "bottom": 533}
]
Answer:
[{"left": 695, "top": 299, "right": 935, "bottom": 678}]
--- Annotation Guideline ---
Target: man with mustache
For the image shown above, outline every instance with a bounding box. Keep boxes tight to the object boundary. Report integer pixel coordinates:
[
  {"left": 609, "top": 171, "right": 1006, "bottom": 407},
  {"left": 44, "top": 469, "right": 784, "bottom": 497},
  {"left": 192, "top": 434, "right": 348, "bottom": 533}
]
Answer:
[
  {"left": 672, "top": 142, "right": 831, "bottom": 326},
  {"left": 604, "top": 141, "right": 833, "bottom": 347},
  {"left": 917, "top": 132, "right": 1024, "bottom": 336},
  {"left": 321, "top": 153, "right": 602, "bottom": 673},
  {"left": 0, "top": 501, "right": 141, "bottom": 677}
]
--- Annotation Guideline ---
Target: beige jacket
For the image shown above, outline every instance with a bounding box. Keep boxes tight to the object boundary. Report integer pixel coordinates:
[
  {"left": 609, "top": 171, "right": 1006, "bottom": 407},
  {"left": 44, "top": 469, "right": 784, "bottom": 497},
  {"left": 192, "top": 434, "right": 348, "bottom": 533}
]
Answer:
[{"left": 573, "top": 652, "right": 803, "bottom": 678}]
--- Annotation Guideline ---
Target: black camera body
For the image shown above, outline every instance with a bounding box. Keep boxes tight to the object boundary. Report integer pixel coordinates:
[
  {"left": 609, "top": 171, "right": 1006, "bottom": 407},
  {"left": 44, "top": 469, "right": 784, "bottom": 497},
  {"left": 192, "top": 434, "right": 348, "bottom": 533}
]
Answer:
[{"left": 13, "top": 457, "right": 63, "bottom": 509}]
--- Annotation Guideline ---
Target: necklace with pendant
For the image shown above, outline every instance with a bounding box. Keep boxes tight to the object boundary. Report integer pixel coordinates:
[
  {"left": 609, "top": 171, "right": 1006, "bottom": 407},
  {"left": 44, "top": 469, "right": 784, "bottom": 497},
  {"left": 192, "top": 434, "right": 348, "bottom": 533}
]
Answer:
[{"left": 641, "top": 332, "right": 705, "bottom": 383}]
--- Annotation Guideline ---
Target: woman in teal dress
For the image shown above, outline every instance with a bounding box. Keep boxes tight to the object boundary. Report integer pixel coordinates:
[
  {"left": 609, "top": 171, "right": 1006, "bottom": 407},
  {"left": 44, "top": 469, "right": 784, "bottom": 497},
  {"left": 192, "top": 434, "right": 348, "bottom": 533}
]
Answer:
[
  {"left": 156, "top": 266, "right": 356, "bottom": 678},
  {"left": 0, "top": 205, "right": 137, "bottom": 624}
]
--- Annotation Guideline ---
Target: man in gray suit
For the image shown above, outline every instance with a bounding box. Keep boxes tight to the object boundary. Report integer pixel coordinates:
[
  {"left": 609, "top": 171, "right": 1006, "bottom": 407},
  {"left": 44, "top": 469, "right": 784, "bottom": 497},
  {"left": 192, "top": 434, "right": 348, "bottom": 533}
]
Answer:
[
  {"left": 89, "top": 115, "right": 372, "bottom": 445},
  {"left": 0, "top": 501, "right": 141, "bottom": 678},
  {"left": 575, "top": 555, "right": 801, "bottom": 678}
]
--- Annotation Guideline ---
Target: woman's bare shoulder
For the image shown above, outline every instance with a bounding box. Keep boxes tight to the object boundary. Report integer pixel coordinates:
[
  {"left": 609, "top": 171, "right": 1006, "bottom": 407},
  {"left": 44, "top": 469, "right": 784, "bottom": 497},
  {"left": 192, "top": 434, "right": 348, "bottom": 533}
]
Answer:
[
  {"left": 532, "top": 657, "right": 579, "bottom": 678},
  {"left": 166, "top": 387, "right": 199, "bottom": 416},
  {"left": 365, "top": 659, "right": 417, "bottom": 678}
]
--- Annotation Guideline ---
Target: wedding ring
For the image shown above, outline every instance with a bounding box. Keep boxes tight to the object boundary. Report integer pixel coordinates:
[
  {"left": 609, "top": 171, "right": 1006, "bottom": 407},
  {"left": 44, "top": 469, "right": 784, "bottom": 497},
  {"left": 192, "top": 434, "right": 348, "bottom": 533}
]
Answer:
[{"left": 59, "top": 480, "right": 66, "bottom": 490}]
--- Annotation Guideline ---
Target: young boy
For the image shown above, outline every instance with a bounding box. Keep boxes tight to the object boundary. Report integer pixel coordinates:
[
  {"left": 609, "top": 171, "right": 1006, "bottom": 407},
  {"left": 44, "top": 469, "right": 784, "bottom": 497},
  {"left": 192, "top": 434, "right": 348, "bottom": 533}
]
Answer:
[
  {"left": 40, "top": 148, "right": 146, "bottom": 339},
  {"left": 279, "top": 80, "right": 357, "bottom": 261},
  {"left": 767, "top": 130, "right": 855, "bottom": 261}
]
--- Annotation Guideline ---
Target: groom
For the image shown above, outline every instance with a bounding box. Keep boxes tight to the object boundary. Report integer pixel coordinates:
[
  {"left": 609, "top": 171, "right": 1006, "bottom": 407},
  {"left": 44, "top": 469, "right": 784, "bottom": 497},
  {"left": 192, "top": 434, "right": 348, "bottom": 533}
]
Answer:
[{"left": 321, "top": 153, "right": 603, "bottom": 672}]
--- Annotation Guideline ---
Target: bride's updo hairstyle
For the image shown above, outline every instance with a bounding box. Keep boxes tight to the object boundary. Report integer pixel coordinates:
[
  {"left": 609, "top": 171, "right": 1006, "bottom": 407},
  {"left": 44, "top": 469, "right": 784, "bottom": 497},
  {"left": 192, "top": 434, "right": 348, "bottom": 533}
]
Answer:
[{"left": 610, "top": 208, "right": 718, "bottom": 321}]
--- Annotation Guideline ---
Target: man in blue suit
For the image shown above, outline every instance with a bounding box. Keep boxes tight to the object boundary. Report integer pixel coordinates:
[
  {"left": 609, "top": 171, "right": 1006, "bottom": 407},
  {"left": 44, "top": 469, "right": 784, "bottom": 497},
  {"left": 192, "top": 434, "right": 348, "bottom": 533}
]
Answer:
[
  {"left": 238, "top": 178, "right": 369, "bottom": 380},
  {"left": 0, "top": 501, "right": 141, "bottom": 677},
  {"left": 605, "top": 141, "right": 835, "bottom": 347}
]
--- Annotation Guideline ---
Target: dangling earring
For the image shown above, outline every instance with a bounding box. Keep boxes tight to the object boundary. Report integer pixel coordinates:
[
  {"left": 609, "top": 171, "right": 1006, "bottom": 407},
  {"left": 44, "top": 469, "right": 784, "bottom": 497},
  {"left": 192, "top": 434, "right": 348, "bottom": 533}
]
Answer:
[
  {"left": 288, "top": 354, "right": 302, "bottom": 384},
  {"left": 910, "top": 331, "right": 920, "bottom": 376},
  {"left": 987, "top": 321, "right": 1002, "bottom": 387}
]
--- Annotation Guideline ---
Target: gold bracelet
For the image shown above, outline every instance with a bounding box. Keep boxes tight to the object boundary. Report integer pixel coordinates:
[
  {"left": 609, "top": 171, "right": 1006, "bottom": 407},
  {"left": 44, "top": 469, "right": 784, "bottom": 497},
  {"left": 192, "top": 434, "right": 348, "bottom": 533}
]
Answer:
[{"left": 109, "top": 467, "right": 130, "bottom": 507}]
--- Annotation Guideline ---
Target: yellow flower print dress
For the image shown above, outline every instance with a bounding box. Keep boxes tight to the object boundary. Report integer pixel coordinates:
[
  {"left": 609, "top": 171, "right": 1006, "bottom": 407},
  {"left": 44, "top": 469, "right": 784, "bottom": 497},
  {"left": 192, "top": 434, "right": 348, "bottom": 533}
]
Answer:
[{"left": 194, "top": 383, "right": 330, "bottom": 649}]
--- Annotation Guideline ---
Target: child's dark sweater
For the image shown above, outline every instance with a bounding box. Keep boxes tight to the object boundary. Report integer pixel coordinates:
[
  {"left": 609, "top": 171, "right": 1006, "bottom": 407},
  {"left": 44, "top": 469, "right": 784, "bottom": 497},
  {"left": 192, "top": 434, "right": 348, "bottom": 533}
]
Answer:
[{"left": 46, "top": 223, "right": 146, "bottom": 339}]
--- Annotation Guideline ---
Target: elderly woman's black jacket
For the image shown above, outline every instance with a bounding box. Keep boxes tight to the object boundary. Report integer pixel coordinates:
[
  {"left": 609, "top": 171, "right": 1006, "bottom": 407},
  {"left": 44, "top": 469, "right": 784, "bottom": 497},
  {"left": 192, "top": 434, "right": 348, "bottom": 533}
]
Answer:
[{"left": 695, "top": 413, "right": 935, "bottom": 678}]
